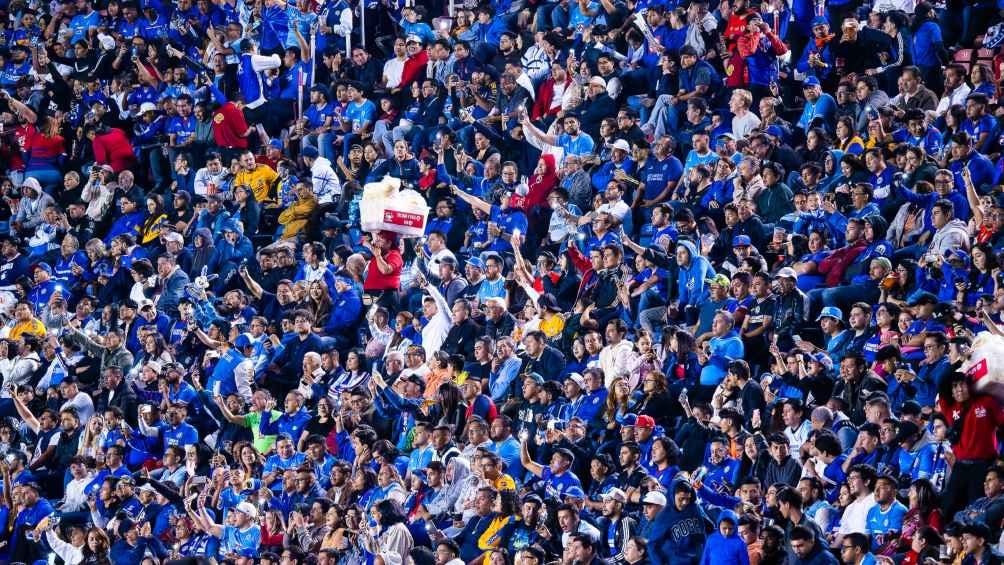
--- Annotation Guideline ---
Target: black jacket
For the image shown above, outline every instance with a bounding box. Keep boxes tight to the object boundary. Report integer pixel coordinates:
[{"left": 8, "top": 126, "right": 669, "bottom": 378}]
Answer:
[{"left": 443, "top": 318, "right": 483, "bottom": 361}]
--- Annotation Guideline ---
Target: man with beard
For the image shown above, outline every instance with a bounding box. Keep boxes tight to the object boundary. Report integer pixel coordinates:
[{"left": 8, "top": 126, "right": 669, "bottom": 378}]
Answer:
[{"left": 598, "top": 488, "right": 639, "bottom": 561}]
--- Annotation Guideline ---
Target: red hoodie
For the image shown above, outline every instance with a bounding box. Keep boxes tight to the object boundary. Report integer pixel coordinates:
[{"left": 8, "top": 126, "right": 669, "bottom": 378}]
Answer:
[
  {"left": 519, "top": 154, "right": 557, "bottom": 212},
  {"left": 92, "top": 128, "right": 137, "bottom": 173}
]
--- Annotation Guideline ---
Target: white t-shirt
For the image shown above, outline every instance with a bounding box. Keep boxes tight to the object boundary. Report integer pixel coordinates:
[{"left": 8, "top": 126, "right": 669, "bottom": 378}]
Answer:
[
  {"left": 839, "top": 493, "right": 877, "bottom": 535},
  {"left": 732, "top": 112, "right": 762, "bottom": 140},
  {"left": 383, "top": 57, "right": 407, "bottom": 90}
]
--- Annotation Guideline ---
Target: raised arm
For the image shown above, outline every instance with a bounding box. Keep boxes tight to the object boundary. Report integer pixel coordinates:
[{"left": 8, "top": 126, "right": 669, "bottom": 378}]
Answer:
[
  {"left": 213, "top": 394, "right": 248, "bottom": 425},
  {"left": 239, "top": 264, "right": 265, "bottom": 299},
  {"left": 450, "top": 185, "right": 492, "bottom": 215},
  {"left": 519, "top": 436, "right": 545, "bottom": 477},
  {"left": 11, "top": 393, "right": 41, "bottom": 434},
  {"left": 520, "top": 115, "right": 558, "bottom": 146}
]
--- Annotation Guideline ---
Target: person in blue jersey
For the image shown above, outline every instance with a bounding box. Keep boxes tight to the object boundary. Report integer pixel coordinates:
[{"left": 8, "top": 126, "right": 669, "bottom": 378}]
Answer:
[
  {"left": 334, "top": 81, "right": 377, "bottom": 162},
  {"left": 261, "top": 434, "right": 307, "bottom": 492},
  {"left": 236, "top": 38, "right": 282, "bottom": 132},
  {"left": 891, "top": 109, "right": 943, "bottom": 158},
  {"left": 798, "top": 76, "right": 838, "bottom": 135},
  {"left": 519, "top": 438, "right": 582, "bottom": 500},
  {"left": 450, "top": 183, "right": 527, "bottom": 256},
  {"left": 522, "top": 113, "right": 596, "bottom": 166},
  {"left": 194, "top": 499, "right": 261, "bottom": 559},
  {"left": 259, "top": 390, "right": 311, "bottom": 441},
  {"left": 275, "top": 40, "right": 311, "bottom": 130},
  {"left": 156, "top": 402, "right": 199, "bottom": 448}
]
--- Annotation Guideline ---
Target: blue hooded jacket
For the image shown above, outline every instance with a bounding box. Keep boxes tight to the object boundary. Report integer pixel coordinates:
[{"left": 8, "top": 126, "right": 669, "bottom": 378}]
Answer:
[
  {"left": 648, "top": 480, "right": 710, "bottom": 565},
  {"left": 699, "top": 510, "right": 749, "bottom": 565},
  {"left": 676, "top": 240, "right": 713, "bottom": 308}
]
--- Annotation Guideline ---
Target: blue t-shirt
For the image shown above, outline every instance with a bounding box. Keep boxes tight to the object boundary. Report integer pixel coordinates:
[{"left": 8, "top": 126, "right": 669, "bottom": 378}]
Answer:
[
  {"left": 344, "top": 99, "right": 377, "bottom": 131},
  {"left": 116, "top": 18, "right": 147, "bottom": 39},
  {"left": 556, "top": 133, "right": 595, "bottom": 159},
  {"left": 69, "top": 11, "right": 101, "bottom": 43},
  {"left": 162, "top": 422, "right": 199, "bottom": 447},
  {"left": 488, "top": 205, "right": 528, "bottom": 254},
  {"left": 220, "top": 524, "right": 261, "bottom": 557},
  {"left": 303, "top": 102, "right": 334, "bottom": 130},
  {"left": 540, "top": 467, "right": 582, "bottom": 500},
  {"left": 865, "top": 501, "right": 908, "bottom": 546},
  {"left": 166, "top": 115, "right": 197, "bottom": 145}
]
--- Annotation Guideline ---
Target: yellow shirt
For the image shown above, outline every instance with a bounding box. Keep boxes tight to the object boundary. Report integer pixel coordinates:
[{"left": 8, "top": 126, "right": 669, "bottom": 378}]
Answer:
[
  {"left": 492, "top": 473, "right": 517, "bottom": 492},
  {"left": 540, "top": 315, "right": 565, "bottom": 338},
  {"left": 9, "top": 319, "right": 46, "bottom": 340},
  {"left": 235, "top": 164, "right": 278, "bottom": 203}
]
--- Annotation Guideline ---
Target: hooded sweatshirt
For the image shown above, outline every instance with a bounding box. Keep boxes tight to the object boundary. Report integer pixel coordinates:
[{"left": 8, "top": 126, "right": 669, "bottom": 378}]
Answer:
[
  {"left": 520, "top": 154, "right": 557, "bottom": 212},
  {"left": 648, "top": 480, "right": 710, "bottom": 565},
  {"left": 929, "top": 219, "right": 969, "bottom": 256},
  {"left": 676, "top": 240, "right": 713, "bottom": 309},
  {"left": 700, "top": 510, "right": 750, "bottom": 565}
]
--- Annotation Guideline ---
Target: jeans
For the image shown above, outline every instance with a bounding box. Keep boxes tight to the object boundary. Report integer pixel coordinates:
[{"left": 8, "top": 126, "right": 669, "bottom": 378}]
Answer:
[
  {"left": 642, "top": 95, "right": 685, "bottom": 139},
  {"left": 303, "top": 132, "right": 336, "bottom": 162},
  {"left": 383, "top": 122, "right": 414, "bottom": 156}
]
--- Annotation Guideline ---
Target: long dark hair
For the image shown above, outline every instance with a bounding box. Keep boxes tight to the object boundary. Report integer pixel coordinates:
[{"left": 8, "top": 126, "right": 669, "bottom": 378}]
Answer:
[
  {"left": 375, "top": 499, "right": 407, "bottom": 528},
  {"left": 674, "top": 328, "right": 697, "bottom": 357},
  {"left": 910, "top": 478, "right": 939, "bottom": 516},
  {"left": 438, "top": 382, "right": 462, "bottom": 414}
]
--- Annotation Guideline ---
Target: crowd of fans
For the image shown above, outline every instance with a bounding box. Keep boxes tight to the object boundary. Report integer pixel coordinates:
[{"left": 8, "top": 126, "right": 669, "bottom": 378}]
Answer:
[{"left": 0, "top": 0, "right": 1002, "bottom": 564}]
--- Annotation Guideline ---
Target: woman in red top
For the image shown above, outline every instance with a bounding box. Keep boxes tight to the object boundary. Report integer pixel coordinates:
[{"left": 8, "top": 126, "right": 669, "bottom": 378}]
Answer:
[
  {"left": 88, "top": 125, "right": 137, "bottom": 173},
  {"left": 363, "top": 230, "right": 404, "bottom": 311},
  {"left": 17, "top": 105, "right": 65, "bottom": 191}
]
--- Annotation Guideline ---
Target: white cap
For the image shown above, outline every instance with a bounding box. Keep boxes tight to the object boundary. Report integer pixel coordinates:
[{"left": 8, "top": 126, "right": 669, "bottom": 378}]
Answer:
[
  {"left": 97, "top": 33, "right": 116, "bottom": 51},
  {"left": 611, "top": 139, "right": 631, "bottom": 153},
  {"left": 139, "top": 102, "right": 157, "bottom": 114},
  {"left": 565, "top": 372, "right": 586, "bottom": 389},
  {"left": 776, "top": 267, "right": 798, "bottom": 280},
  {"left": 235, "top": 501, "right": 258, "bottom": 518},
  {"left": 642, "top": 490, "right": 668, "bottom": 506},
  {"left": 164, "top": 231, "right": 184, "bottom": 245},
  {"left": 602, "top": 487, "right": 628, "bottom": 503},
  {"left": 138, "top": 298, "right": 155, "bottom": 310},
  {"left": 589, "top": 76, "right": 607, "bottom": 88}
]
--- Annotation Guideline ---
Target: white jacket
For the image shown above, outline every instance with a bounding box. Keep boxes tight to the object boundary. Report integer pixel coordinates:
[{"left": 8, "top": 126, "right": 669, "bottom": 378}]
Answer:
[{"left": 600, "top": 339, "right": 639, "bottom": 388}]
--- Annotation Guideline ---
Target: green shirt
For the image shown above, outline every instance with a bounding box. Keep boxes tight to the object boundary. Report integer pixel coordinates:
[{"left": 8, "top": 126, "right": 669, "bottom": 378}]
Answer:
[{"left": 244, "top": 410, "right": 283, "bottom": 454}]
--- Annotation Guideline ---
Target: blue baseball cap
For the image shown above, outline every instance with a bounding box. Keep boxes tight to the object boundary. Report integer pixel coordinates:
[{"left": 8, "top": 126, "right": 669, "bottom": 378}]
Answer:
[
  {"left": 810, "top": 15, "right": 829, "bottom": 27},
  {"left": 268, "top": 138, "right": 283, "bottom": 149},
  {"left": 466, "top": 257, "right": 485, "bottom": 270},
  {"left": 803, "top": 76, "right": 821, "bottom": 88},
  {"left": 563, "top": 485, "right": 586, "bottom": 500},
  {"left": 732, "top": 235, "right": 752, "bottom": 247},
  {"left": 816, "top": 306, "right": 844, "bottom": 323},
  {"left": 234, "top": 332, "right": 254, "bottom": 349},
  {"left": 32, "top": 262, "right": 52, "bottom": 275},
  {"left": 765, "top": 125, "right": 785, "bottom": 140}
]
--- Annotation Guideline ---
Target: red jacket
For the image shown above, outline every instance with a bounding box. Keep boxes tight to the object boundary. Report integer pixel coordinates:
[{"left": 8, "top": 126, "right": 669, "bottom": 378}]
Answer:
[
  {"left": 400, "top": 50, "right": 429, "bottom": 90},
  {"left": 937, "top": 393, "right": 1004, "bottom": 461},
  {"left": 212, "top": 102, "right": 250, "bottom": 149},
  {"left": 92, "top": 128, "right": 137, "bottom": 173},
  {"left": 532, "top": 76, "right": 572, "bottom": 120},
  {"left": 817, "top": 240, "right": 866, "bottom": 287}
]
